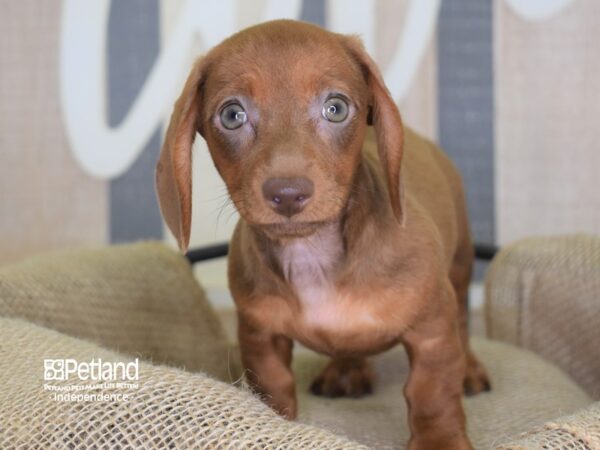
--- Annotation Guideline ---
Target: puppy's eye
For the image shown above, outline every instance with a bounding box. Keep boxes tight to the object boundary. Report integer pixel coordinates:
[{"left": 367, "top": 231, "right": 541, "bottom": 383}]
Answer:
[
  {"left": 220, "top": 103, "right": 247, "bottom": 130},
  {"left": 322, "top": 96, "right": 349, "bottom": 123}
]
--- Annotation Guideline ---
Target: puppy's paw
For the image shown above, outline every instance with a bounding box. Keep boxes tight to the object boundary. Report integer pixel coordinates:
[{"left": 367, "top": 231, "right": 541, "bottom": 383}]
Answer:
[
  {"left": 310, "top": 358, "right": 374, "bottom": 398},
  {"left": 265, "top": 394, "right": 298, "bottom": 420},
  {"left": 272, "top": 400, "right": 298, "bottom": 420},
  {"left": 463, "top": 353, "right": 491, "bottom": 396}
]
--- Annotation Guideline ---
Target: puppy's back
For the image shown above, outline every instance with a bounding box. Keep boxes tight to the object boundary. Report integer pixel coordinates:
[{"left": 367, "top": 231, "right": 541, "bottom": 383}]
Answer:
[{"left": 363, "top": 126, "right": 470, "bottom": 268}]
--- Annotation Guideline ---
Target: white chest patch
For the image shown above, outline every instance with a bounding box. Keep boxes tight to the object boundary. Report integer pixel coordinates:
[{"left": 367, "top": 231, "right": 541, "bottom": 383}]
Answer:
[
  {"left": 277, "top": 223, "right": 343, "bottom": 308},
  {"left": 275, "top": 223, "right": 382, "bottom": 340}
]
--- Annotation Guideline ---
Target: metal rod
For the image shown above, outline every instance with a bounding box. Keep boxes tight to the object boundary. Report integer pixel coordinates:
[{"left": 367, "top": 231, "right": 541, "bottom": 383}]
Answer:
[
  {"left": 186, "top": 242, "right": 499, "bottom": 264},
  {"left": 474, "top": 243, "right": 498, "bottom": 261},
  {"left": 185, "top": 243, "right": 229, "bottom": 264}
]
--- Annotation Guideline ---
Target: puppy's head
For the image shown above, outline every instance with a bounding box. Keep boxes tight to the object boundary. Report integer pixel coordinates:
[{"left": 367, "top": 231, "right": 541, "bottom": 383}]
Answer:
[{"left": 156, "top": 20, "right": 403, "bottom": 250}]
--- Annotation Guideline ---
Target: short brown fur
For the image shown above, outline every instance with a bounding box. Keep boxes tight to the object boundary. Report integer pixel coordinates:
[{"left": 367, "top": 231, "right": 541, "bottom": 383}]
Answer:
[{"left": 156, "top": 20, "right": 490, "bottom": 450}]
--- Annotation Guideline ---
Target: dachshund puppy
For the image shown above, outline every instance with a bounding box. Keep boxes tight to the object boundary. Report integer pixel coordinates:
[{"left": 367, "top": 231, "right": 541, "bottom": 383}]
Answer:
[{"left": 156, "top": 20, "right": 490, "bottom": 450}]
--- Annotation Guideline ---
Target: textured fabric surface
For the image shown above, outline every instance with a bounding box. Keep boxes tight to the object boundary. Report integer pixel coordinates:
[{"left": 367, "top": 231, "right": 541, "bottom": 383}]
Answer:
[
  {"left": 0, "top": 0, "right": 108, "bottom": 266},
  {"left": 0, "top": 315, "right": 590, "bottom": 450},
  {"left": 495, "top": 402, "right": 600, "bottom": 450},
  {"left": 293, "top": 338, "right": 590, "bottom": 450},
  {"left": 496, "top": 1, "right": 600, "bottom": 244},
  {"left": 0, "top": 317, "right": 366, "bottom": 450},
  {"left": 0, "top": 241, "right": 595, "bottom": 449},
  {"left": 485, "top": 234, "right": 600, "bottom": 398},
  {"left": 0, "top": 241, "right": 238, "bottom": 381}
]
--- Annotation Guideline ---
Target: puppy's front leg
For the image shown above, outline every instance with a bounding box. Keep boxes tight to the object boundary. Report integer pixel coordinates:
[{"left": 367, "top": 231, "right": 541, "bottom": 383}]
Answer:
[
  {"left": 402, "top": 284, "right": 472, "bottom": 450},
  {"left": 238, "top": 315, "right": 297, "bottom": 419}
]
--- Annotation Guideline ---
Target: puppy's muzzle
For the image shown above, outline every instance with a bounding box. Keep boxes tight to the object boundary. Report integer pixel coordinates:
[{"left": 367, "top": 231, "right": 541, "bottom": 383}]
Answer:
[{"left": 262, "top": 177, "right": 314, "bottom": 218}]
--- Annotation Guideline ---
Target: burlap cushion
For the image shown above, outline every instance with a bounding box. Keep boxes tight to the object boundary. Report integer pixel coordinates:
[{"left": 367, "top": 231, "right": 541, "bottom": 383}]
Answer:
[
  {"left": 0, "top": 316, "right": 590, "bottom": 450},
  {"left": 0, "top": 241, "right": 595, "bottom": 448},
  {"left": 291, "top": 337, "right": 590, "bottom": 450},
  {"left": 0, "top": 317, "right": 366, "bottom": 449},
  {"left": 0, "top": 242, "right": 237, "bottom": 381},
  {"left": 494, "top": 402, "right": 600, "bottom": 450},
  {"left": 485, "top": 234, "right": 600, "bottom": 398}
]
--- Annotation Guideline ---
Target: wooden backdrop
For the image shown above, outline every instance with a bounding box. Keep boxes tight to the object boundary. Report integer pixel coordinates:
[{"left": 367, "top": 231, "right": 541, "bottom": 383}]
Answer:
[{"left": 1, "top": 0, "right": 598, "bottom": 291}]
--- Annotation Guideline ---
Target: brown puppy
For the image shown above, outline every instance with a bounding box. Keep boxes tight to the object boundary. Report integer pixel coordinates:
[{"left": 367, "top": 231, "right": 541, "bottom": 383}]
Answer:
[{"left": 156, "top": 20, "right": 490, "bottom": 450}]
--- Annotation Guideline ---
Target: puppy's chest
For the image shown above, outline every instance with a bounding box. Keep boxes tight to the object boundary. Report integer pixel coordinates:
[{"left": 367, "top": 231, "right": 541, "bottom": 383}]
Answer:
[
  {"left": 275, "top": 231, "right": 398, "bottom": 352},
  {"left": 278, "top": 236, "right": 341, "bottom": 316}
]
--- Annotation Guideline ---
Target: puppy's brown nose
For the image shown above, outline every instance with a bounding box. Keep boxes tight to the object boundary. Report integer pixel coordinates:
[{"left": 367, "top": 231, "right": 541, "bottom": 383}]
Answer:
[{"left": 262, "top": 177, "right": 314, "bottom": 217}]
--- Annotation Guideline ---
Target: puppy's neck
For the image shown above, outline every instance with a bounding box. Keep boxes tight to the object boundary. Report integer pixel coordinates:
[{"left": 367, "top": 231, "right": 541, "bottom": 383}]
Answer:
[{"left": 274, "top": 221, "right": 344, "bottom": 293}]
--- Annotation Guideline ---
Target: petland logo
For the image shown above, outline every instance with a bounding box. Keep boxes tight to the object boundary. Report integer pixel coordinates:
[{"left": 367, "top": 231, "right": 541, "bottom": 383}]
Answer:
[{"left": 44, "top": 358, "right": 139, "bottom": 382}]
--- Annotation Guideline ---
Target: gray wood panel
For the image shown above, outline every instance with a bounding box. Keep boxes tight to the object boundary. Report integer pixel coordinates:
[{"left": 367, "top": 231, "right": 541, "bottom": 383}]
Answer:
[
  {"left": 438, "top": 0, "right": 495, "bottom": 247},
  {"left": 108, "top": 0, "right": 163, "bottom": 243}
]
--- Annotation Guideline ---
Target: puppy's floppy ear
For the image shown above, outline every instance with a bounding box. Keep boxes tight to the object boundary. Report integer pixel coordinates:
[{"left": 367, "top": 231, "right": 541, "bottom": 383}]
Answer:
[
  {"left": 155, "top": 58, "right": 207, "bottom": 251},
  {"left": 342, "top": 37, "right": 405, "bottom": 224}
]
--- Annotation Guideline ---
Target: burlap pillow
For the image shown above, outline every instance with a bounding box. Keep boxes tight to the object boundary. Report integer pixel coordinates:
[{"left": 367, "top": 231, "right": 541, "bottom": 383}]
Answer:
[
  {"left": 1, "top": 241, "right": 596, "bottom": 449},
  {"left": 0, "top": 317, "right": 366, "bottom": 449},
  {"left": 485, "top": 234, "right": 600, "bottom": 398},
  {"left": 494, "top": 402, "right": 600, "bottom": 450},
  {"left": 291, "top": 337, "right": 591, "bottom": 450},
  {"left": 0, "top": 241, "right": 237, "bottom": 381}
]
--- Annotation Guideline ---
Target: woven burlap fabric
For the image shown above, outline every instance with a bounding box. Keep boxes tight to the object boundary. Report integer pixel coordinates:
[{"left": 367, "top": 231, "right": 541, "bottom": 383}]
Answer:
[
  {"left": 0, "top": 242, "right": 239, "bottom": 382},
  {"left": 485, "top": 234, "right": 600, "bottom": 398},
  {"left": 0, "top": 316, "right": 590, "bottom": 450},
  {"left": 290, "top": 337, "right": 590, "bottom": 450},
  {"left": 0, "top": 241, "right": 595, "bottom": 449},
  {"left": 494, "top": 402, "right": 600, "bottom": 450},
  {"left": 0, "top": 317, "right": 366, "bottom": 450}
]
